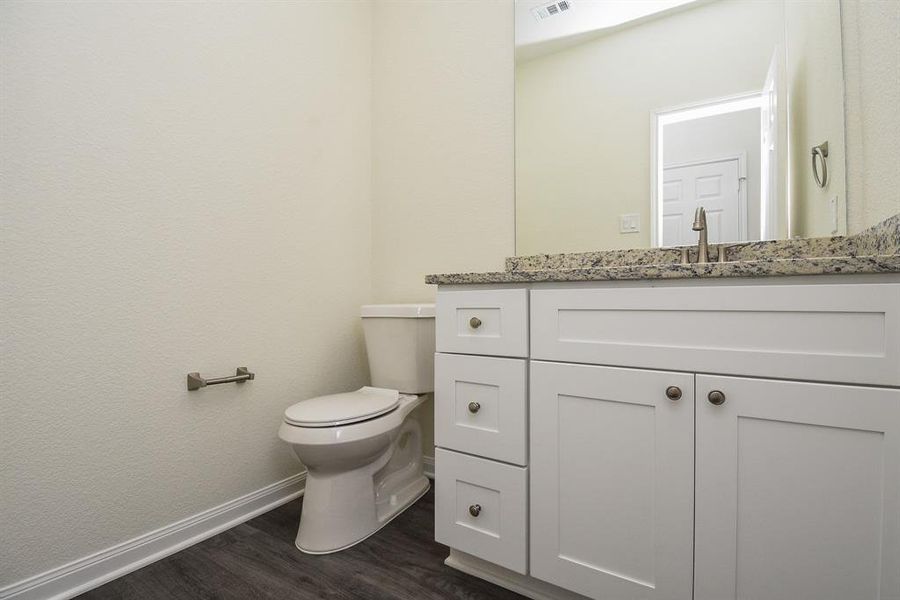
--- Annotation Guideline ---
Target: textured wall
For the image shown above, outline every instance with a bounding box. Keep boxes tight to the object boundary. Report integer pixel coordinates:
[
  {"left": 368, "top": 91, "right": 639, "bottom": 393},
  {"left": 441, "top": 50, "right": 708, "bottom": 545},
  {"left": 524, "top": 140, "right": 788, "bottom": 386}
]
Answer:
[
  {"left": 0, "top": 1, "right": 373, "bottom": 586},
  {"left": 371, "top": 0, "right": 515, "bottom": 304},
  {"left": 370, "top": 0, "right": 516, "bottom": 457},
  {"left": 843, "top": 0, "right": 900, "bottom": 233}
]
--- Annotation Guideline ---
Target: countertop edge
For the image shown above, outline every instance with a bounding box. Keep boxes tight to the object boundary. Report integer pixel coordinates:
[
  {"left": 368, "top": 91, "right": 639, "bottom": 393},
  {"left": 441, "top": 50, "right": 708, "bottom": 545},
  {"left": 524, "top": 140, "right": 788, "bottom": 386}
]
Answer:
[{"left": 425, "top": 255, "right": 900, "bottom": 285}]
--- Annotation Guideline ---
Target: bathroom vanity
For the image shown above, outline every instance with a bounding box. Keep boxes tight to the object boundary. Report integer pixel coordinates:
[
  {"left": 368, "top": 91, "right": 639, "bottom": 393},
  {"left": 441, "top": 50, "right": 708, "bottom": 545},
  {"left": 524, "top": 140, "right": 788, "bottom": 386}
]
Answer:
[{"left": 428, "top": 219, "right": 900, "bottom": 600}]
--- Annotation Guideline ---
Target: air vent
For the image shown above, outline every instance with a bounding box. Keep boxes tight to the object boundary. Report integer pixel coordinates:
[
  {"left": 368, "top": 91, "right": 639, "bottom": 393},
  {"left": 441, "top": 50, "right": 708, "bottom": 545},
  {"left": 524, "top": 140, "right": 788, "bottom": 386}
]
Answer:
[{"left": 531, "top": 0, "right": 572, "bottom": 21}]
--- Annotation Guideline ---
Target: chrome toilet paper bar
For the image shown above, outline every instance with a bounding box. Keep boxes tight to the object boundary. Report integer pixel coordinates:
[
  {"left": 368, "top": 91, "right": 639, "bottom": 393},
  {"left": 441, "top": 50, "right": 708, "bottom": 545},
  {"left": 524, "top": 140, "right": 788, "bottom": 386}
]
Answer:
[{"left": 187, "top": 367, "right": 255, "bottom": 391}]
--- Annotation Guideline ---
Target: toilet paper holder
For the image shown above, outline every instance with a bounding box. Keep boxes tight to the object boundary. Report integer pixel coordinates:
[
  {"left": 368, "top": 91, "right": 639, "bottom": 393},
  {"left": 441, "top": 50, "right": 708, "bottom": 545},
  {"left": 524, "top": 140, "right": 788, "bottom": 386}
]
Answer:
[{"left": 187, "top": 367, "right": 255, "bottom": 391}]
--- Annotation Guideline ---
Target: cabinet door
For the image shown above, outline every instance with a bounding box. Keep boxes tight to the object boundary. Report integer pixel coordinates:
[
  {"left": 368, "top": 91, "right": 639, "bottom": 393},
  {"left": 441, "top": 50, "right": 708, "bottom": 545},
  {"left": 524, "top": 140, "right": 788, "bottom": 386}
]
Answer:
[
  {"left": 530, "top": 361, "right": 694, "bottom": 600},
  {"left": 695, "top": 375, "right": 900, "bottom": 600}
]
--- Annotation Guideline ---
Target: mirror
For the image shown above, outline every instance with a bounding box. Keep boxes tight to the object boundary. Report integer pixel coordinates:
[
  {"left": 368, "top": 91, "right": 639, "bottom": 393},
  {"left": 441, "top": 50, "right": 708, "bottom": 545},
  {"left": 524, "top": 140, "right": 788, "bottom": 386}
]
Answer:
[{"left": 515, "top": 0, "right": 847, "bottom": 255}]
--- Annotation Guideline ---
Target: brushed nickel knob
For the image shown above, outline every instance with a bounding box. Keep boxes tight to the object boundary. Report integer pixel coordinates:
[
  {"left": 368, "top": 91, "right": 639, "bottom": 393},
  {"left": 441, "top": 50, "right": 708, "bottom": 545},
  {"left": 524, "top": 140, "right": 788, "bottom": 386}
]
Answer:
[
  {"left": 469, "top": 504, "right": 482, "bottom": 517},
  {"left": 665, "top": 386, "right": 682, "bottom": 401},
  {"left": 469, "top": 317, "right": 482, "bottom": 329},
  {"left": 468, "top": 401, "right": 481, "bottom": 414},
  {"left": 708, "top": 390, "right": 726, "bottom": 405}
]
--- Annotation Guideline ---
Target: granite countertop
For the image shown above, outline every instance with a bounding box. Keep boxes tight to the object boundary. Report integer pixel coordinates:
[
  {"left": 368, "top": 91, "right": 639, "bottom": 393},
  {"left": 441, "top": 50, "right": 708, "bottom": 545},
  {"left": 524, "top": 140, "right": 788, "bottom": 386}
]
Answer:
[{"left": 425, "top": 214, "right": 900, "bottom": 285}]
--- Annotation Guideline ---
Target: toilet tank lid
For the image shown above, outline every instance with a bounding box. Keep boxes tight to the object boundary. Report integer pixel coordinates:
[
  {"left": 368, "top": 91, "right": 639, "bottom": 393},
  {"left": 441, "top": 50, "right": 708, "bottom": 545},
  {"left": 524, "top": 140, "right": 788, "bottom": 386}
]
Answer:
[{"left": 361, "top": 304, "right": 435, "bottom": 318}]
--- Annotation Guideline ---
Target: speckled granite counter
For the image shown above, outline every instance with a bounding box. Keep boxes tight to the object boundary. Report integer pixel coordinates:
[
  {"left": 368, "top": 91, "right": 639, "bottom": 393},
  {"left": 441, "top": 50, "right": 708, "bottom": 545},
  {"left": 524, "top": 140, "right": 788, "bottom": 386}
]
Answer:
[{"left": 426, "top": 214, "right": 900, "bottom": 285}]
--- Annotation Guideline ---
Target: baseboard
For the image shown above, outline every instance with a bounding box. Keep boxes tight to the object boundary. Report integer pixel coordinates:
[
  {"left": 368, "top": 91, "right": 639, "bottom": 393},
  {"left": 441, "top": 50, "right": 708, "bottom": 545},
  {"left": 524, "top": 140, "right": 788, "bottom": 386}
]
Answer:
[
  {"left": 423, "top": 454, "right": 435, "bottom": 479},
  {"left": 0, "top": 472, "right": 307, "bottom": 600},
  {"left": 445, "top": 550, "right": 590, "bottom": 600}
]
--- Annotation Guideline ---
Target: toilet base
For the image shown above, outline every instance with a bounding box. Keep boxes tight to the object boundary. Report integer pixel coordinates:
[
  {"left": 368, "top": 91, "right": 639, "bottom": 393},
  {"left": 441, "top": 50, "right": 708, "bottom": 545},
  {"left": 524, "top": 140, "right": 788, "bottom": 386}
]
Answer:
[{"left": 295, "top": 476, "right": 429, "bottom": 555}]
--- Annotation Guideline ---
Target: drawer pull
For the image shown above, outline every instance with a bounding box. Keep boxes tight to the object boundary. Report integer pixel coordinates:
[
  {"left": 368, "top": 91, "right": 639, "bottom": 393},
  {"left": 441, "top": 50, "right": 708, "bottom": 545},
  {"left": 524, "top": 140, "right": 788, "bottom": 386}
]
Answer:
[
  {"left": 469, "top": 317, "right": 482, "bottom": 329},
  {"left": 468, "top": 401, "right": 481, "bottom": 414},
  {"left": 708, "top": 390, "right": 726, "bottom": 405},
  {"left": 665, "top": 386, "right": 682, "bottom": 401},
  {"left": 469, "top": 504, "right": 482, "bottom": 517}
]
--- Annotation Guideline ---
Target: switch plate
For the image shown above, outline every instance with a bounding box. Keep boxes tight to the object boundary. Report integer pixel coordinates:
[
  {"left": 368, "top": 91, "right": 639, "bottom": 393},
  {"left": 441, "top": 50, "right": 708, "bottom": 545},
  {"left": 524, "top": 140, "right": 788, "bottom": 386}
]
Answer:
[
  {"left": 830, "top": 196, "right": 839, "bottom": 234},
  {"left": 620, "top": 213, "right": 640, "bottom": 234}
]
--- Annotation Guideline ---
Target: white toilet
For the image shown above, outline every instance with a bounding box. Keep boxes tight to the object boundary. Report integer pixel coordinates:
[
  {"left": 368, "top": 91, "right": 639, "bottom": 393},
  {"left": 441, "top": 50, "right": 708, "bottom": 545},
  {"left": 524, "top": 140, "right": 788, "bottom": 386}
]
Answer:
[{"left": 277, "top": 303, "right": 435, "bottom": 554}]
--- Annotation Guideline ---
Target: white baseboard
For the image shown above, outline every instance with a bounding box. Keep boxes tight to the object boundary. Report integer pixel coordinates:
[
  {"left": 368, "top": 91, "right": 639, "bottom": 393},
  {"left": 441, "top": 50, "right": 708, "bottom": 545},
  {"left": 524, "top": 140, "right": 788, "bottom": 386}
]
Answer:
[
  {"left": 445, "top": 549, "right": 590, "bottom": 600},
  {"left": 423, "top": 454, "right": 435, "bottom": 479},
  {"left": 0, "top": 472, "right": 307, "bottom": 600}
]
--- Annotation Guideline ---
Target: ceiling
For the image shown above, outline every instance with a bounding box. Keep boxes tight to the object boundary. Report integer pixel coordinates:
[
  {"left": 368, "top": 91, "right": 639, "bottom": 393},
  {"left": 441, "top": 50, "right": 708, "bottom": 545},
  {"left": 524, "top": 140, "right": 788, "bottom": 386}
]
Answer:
[{"left": 515, "top": 0, "right": 704, "bottom": 61}]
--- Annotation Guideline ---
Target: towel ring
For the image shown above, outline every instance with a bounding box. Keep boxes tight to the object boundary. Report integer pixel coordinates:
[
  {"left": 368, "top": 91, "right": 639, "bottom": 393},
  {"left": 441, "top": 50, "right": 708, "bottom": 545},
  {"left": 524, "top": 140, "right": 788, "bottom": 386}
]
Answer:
[{"left": 812, "top": 141, "right": 829, "bottom": 188}]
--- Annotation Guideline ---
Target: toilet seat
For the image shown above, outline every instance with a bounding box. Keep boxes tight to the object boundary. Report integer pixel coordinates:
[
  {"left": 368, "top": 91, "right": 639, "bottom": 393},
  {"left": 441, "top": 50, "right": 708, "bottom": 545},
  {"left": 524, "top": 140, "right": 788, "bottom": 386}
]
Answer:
[{"left": 283, "top": 386, "right": 401, "bottom": 428}]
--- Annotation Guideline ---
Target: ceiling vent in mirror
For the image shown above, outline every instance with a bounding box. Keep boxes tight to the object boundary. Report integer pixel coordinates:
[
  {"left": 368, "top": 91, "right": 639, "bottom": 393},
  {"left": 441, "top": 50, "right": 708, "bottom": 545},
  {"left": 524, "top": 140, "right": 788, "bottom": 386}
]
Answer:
[{"left": 531, "top": 0, "right": 572, "bottom": 21}]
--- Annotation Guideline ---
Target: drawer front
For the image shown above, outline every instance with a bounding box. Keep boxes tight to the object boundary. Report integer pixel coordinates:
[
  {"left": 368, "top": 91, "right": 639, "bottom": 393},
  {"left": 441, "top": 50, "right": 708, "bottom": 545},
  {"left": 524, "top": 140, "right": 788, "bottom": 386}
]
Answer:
[
  {"left": 436, "top": 288, "right": 528, "bottom": 357},
  {"left": 435, "top": 353, "right": 527, "bottom": 465},
  {"left": 435, "top": 448, "right": 527, "bottom": 574},
  {"left": 532, "top": 283, "right": 900, "bottom": 386}
]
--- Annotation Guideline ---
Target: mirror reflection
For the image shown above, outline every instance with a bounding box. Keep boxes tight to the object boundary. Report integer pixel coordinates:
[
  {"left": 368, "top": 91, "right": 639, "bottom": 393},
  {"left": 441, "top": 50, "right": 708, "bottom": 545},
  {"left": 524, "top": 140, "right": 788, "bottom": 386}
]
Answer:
[{"left": 515, "top": 0, "right": 847, "bottom": 255}]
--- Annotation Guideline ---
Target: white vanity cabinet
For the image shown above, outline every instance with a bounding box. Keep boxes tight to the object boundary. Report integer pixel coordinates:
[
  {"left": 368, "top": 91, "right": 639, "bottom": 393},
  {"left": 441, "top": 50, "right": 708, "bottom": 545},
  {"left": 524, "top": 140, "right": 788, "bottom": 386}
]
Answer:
[
  {"left": 694, "top": 375, "right": 900, "bottom": 600},
  {"left": 530, "top": 362, "right": 695, "bottom": 599},
  {"left": 434, "top": 278, "right": 900, "bottom": 600}
]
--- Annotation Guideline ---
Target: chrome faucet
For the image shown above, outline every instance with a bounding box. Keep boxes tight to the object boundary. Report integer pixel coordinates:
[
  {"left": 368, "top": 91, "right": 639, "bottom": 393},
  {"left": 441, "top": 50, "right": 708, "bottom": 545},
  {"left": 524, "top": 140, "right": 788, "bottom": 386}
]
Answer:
[{"left": 692, "top": 206, "right": 709, "bottom": 264}]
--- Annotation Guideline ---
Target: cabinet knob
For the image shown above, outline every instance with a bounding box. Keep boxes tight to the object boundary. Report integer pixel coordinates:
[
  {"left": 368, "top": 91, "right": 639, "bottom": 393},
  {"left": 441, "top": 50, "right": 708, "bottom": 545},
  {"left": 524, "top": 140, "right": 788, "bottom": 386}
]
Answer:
[
  {"left": 665, "top": 386, "right": 682, "bottom": 401},
  {"left": 469, "top": 317, "right": 482, "bottom": 329},
  {"left": 468, "top": 401, "right": 481, "bottom": 414},
  {"left": 469, "top": 504, "right": 482, "bottom": 517},
  {"left": 708, "top": 390, "right": 726, "bottom": 405}
]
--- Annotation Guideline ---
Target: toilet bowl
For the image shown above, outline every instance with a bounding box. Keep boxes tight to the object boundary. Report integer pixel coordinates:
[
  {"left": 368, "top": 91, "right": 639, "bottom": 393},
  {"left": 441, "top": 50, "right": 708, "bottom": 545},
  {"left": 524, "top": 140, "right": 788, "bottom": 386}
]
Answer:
[{"left": 277, "top": 304, "right": 435, "bottom": 554}]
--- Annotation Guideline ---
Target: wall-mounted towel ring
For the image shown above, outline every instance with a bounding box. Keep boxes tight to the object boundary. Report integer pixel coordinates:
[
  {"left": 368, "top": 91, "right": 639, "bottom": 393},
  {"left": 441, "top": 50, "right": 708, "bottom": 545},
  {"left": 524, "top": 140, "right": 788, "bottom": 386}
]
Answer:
[{"left": 811, "top": 141, "right": 829, "bottom": 188}]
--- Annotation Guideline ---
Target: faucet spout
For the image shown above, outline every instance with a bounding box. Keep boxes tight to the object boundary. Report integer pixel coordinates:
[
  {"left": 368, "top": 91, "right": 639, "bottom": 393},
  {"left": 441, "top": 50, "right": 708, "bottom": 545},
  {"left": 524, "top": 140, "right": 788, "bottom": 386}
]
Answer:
[{"left": 692, "top": 206, "right": 709, "bottom": 264}]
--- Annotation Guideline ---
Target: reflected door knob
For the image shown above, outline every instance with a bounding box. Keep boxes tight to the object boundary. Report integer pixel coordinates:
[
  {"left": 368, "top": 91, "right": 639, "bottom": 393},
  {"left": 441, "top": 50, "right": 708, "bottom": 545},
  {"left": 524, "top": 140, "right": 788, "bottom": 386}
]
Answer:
[
  {"left": 665, "top": 386, "right": 682, "bottom": 401},
  {"left": 469, "top": 504, "right": 482, "bottom": 517},
  {"left": 468, "top": 401, "right": 481, "bottom": 414},
  {"left": 708, "top": 390, "right": 726, "bottom": 405},
  {"left": 469, "top": 317, "right": 482, "bottom": 329}
]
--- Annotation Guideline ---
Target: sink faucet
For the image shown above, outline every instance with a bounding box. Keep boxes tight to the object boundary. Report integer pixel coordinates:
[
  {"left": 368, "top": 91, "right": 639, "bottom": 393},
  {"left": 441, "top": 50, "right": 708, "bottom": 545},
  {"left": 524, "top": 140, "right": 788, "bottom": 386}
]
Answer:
[{"left": 692, "top": 206, "right": 709, "bottom": 264}]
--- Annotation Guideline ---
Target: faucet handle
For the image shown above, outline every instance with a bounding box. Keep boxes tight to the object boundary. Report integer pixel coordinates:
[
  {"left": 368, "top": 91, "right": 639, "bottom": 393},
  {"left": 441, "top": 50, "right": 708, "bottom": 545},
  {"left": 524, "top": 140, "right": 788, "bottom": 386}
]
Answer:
[{"left": 718, "top": 244, "right": 729, "bottom": 263}]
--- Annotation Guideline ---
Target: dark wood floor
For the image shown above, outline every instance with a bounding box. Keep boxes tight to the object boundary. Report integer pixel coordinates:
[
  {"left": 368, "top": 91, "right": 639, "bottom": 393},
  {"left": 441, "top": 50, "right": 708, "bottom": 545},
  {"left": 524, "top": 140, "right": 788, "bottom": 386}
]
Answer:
[{"left": 78, "top": 486, "right": 525, "bottom": 599}]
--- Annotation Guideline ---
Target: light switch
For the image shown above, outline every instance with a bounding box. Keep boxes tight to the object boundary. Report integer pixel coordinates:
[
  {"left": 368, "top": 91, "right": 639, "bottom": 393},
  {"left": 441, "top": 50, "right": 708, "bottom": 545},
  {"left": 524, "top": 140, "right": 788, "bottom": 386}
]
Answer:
[{"left": 619, "top": 213, "right": 640, "bottom": 234}]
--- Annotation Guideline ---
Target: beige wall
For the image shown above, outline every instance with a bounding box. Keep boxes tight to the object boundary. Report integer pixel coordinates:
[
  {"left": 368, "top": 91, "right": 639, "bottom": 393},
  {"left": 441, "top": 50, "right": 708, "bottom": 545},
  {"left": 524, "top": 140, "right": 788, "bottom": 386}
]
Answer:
[
  {"left": 371, "top": 0, "right": 515, "bottom": 304},
  {"left": 0, "top": 1, "right": 373, "bottom": 586},
  {"left": 371, "top": 0, "right": 516, "bottom": 457},
  {"left": 516, "top": 0, "right": 784, "bottom": 255},
  {"left": 843, "top": 0, "right": 900, "bottom": 233}
]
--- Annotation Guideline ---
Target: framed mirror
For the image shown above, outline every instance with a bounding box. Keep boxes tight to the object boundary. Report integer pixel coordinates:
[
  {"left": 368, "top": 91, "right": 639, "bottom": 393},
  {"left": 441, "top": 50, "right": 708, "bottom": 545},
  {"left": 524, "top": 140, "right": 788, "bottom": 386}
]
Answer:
[{"left": 515, "top": 0, "right": 847, "bottom": 255}]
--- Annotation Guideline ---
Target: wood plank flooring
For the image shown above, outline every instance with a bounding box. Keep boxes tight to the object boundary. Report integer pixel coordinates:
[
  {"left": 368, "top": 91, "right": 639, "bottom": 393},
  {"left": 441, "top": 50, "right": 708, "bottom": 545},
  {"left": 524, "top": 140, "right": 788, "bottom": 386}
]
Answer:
[{"left": 78, "top": 486, "right": 525, "bottom": 599}]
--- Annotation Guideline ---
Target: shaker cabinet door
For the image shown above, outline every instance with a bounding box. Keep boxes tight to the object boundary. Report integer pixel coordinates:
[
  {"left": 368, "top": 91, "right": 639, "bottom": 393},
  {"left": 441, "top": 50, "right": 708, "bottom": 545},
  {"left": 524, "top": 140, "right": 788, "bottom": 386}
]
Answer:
[
  {"left": 530, "top": 361, "right": 694, "bottom": 600},
  {"left": 695, "top": 375, "right": 900, "bottom": 600}
]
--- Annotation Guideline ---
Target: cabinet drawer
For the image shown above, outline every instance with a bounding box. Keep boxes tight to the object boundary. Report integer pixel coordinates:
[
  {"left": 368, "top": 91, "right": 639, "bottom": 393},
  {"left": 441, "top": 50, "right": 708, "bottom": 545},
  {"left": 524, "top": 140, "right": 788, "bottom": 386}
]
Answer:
[
  {"left": 435, "top": 353, "right": 527, "bottom": 465},
  {"left": 435, "top": 448, "right": 527, "bottom": 574},
  {"left": 436, "top": 288, "right": 528, "bottom": 357},
  {"left": 532, "top": 283, "right": 900, "bottom": 386}
]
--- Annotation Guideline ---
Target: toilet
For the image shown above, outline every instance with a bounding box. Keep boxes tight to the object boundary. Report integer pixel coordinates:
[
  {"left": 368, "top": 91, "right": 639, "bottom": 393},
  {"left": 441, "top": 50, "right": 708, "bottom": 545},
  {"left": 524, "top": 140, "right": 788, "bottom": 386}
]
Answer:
[{"left": 277, "top": 303, "right": 435, "bottom": 554}]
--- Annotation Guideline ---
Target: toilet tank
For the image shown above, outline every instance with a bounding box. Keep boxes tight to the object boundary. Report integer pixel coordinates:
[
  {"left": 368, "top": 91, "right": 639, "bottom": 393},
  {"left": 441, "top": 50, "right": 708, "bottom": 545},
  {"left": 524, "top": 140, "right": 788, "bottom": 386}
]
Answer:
[{"left": 361, "top": 304, "right": 435, "bottom": 394}]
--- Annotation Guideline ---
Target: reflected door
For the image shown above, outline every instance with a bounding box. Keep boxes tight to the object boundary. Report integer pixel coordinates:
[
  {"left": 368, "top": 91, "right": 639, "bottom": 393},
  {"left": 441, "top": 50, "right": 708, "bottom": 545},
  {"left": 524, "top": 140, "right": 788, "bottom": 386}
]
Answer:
[{"left": 662, "top": 157, "right": 745, "bottom": 246}]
